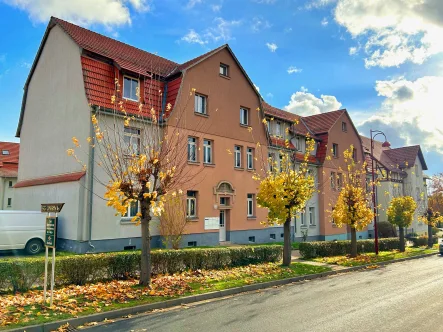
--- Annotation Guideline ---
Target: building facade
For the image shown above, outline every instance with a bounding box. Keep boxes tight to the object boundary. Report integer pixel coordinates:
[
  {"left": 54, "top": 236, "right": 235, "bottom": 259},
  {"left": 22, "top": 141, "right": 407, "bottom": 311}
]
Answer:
[{"left": 0, "top": 142, "right": 19, "bottom": 210}]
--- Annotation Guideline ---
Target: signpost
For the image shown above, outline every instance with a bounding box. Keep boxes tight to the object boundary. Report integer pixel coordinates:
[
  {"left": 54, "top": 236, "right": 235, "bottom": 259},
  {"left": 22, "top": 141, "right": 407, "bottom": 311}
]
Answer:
[{"left": 42, "top": 203, "right": 64, "bottom": 306}]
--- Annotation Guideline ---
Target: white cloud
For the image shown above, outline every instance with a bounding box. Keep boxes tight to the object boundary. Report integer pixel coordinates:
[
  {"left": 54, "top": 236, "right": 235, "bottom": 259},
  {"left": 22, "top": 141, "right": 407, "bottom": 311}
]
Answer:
[
  {"left": 287, "top": 66, "right": 302, "bottom": 74},
  {"left": 305, "top": 0, "right": 336, "bottom": 10},
  {"left": 186, "top": 0, "right": 203, "bottom": 9},
  {"left": 334, "top": 0, "right": 443, "bottom": 68},
  {"left": 266, "top": 42, "right": 278, "bottom": 52},
  {"left": 252, "top": 0, "right": 277, "bottom": 4},
  {"left": 3, "top": 0, "right": 151, "bottom": 27},
  {"left": 359, "top": 76, "right": 443, "bottom": 155},
  {"left": 251, "top": 16, "right": 271, "bottom": 32},
  {"left": 321, "top": 17, "right": 328, "bottom": 26},
  {"left": 284, "top": 90, "right": 342, "bottom": 116},
  {"left": 181, "top": 29, "right": 207, "bottom": 45},
  {"left": 349, "top": 46, "right": 358, "bottom": 55},
  {"left": 300, "top": 86, "right": 308, "bottom": 92},
  {"left": 266, "top": 92, "right": 274, "bottom": 98},
  {"left": 211, "top": 4, "right": 221, "bottom": 12}
]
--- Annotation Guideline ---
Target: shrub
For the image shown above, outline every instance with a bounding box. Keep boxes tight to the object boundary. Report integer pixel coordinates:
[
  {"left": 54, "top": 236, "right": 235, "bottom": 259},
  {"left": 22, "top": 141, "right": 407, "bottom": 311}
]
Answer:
[
  {"left": 299, "top": 238, "right": 400, "bottom": 259},
  {"left": 378, "top": 222, "right": 397, "bottom": 238},
  {"left": 432, "top": 227, "right": 439, "bottom": 236},
  {"left": 410, "top": 236, "right": 438, "bottom": 247},
  {"left": 0, "top": 246, "right": 282, "bottom": 292}
]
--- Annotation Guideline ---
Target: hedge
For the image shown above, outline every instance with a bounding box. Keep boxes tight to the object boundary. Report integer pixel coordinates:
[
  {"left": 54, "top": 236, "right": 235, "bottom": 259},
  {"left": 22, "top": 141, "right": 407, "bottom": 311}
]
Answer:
[
  {"left": 299, "top": 238, "right": 400, "bottom": 259},
  {"left": 0, "top": 246, "right": 282, "bottom": 293},
  {"left": 410, "top": 236, "right": 438, "bottom": 247}
]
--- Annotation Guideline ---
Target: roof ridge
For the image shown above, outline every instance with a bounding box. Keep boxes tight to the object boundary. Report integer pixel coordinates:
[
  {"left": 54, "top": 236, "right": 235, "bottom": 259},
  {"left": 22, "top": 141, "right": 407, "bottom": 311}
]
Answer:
[
  {"left": 52, "top": 16, "right": 179, "bottom": 66},
  {"left": 301, "top": 109, "right": 346, "bottom": 119},
  {"left": 387, "top": 145, "right": 420, "bottom": 151}
]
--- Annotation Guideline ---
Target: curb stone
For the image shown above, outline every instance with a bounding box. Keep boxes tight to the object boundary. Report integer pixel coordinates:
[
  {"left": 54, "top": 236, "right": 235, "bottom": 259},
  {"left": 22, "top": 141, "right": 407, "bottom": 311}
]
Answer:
[{"left": 7, "top": 252, "right": 438, "bottom": 332}]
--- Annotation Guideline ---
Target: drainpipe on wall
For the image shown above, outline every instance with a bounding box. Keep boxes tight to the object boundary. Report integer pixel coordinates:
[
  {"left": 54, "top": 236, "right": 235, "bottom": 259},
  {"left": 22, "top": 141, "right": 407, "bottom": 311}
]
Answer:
[{"left": 86, "top": 108, "right": 96, "bottom": 252}]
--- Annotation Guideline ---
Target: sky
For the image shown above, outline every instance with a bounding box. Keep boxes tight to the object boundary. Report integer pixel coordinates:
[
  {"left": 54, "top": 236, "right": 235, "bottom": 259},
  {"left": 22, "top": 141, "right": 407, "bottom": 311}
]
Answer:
[{"left": 0, "top": 0, "right": 442, "bottom": 175}]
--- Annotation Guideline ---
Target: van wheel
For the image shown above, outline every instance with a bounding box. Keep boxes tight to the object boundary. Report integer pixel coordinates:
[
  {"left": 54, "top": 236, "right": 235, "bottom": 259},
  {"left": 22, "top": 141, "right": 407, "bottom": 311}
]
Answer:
[{"left": 25, "top": 239, "right": 44, "bottom": 255}]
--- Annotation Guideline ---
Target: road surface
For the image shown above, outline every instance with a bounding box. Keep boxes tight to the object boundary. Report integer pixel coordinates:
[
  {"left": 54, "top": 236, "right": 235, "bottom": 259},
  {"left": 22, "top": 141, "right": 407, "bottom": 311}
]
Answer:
[{"left": 88, "top": 255, "right": 443, "bottom": 332}]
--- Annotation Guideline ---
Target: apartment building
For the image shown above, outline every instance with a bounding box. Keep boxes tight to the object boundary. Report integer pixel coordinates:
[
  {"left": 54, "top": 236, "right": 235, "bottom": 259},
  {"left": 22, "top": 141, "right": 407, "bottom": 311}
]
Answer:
[{"left": 0, "top": 142, "right": 19, "bottom": 210}]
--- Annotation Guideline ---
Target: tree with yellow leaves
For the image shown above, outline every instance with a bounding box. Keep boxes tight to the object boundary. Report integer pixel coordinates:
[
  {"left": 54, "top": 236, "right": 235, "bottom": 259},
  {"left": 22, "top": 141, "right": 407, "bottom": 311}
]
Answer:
[
  {"left": 420, "top": 207, "right": 443, "bottom": 248},
  {"left": 387, "top": 196, "right": 417, "bottom": 252},
  {"left": 68, "top": 76, "right": 204, "bottom": 286},
  {"left": 331, "top": 146, "right": 374, "bottom": 258},
  {"left": 255, "top": 139, "right": 316, "bottom": 266}
]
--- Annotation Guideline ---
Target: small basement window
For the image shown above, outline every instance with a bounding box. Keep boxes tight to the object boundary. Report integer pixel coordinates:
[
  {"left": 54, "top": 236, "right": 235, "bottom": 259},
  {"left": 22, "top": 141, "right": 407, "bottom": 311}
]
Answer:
[
  {"left": 188, "top": 241, "right": 197, "bottom": 247},
  {"left": 248, "top": 236, "right": 256, "bottom": 243},
  {"left": 270, "top": 234, "right": 276, "bottom": 240},
  {"left": 124, "top": 245, "right": 136, "bottom": 250},
  {"left": 281, "top": 233, "right": 284, "bottom": 238}
]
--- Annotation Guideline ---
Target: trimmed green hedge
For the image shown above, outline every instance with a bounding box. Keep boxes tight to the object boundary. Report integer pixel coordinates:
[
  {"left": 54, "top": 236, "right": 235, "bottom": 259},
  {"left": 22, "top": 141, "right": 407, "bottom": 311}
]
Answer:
[
  {"left": 410, "top": 236, "right": 438, "bottom": 247},
  {"left": 0, "top": 246, "right": 282, "bottom": 293},
  {"left": 299, "top": 238, "right": 400, "bottom": 259}
]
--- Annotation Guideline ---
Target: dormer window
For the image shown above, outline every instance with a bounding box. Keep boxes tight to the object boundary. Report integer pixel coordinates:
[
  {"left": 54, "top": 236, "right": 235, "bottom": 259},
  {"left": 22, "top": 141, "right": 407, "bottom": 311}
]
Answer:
[
  {"left": 1, "top": 150, "right": 9, "bottom": 155},
  {"left": 220, "top": 63, "right": 229, "bottom": 76},
  {"left": 123, "top": 76, "right": 139, "bottom": 101}
]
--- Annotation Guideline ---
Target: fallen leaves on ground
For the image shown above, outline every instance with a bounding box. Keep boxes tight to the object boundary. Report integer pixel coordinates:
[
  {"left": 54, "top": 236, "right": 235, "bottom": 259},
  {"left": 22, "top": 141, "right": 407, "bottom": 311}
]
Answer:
[{"left": 0, "top": 263, "right": 313, "bottom": 327}]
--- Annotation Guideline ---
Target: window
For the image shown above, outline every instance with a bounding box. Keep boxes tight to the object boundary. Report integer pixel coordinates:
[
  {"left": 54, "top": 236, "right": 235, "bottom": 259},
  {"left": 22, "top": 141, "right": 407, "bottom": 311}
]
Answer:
[
  {"left": 248, "top": 236, "right": 256, "bottom": 243},
  {"left": 203, "top": 139, "right": 212, "bottom": 164},
  {"left": 220, "top": 197, "right": 229, "bottom": 206},
  {"left": 279, "top": 154, "right": 283, "bottom": 172},
  {"left": 276, "top": 122, "right": 282, "bottom": 137},
  {"left": 342, "top": 121, "right": 347, "bottom": 132},
  {"left": 220, "top": 63, "right": 229, "bottom": 76},
  {"left": 266, "top": 119, "right": 270, "bottom": 132},
  {"left": 188, "top": 241, "right": 197, "bottom": 247},
  {"left": 281, "top": 233, "right": 284, "bottom": 238},
  {"left": 247, "top": 194, "right": 254, "bottom": 217},
  {"left": 195, "top": 93, "right": 207, "bottom": 114},
  {"left": 7, "top": 198, "right": 12, "bottom": 207},
  {"left": 268, "top": 153, "right": 274, "bottom": 171},
  {"left": 1, "top": 150, "right": 9, "bottom": 155},
  {"left": 331, "top": 172, "right": 336, "bottom": 189},
  {"left": 337, "top": 173, "right": 343, "bottom": 189},
  {"left": 8, "top": 181, "right": 12, "bottom": 188},
  {"left": 247, "top": 148, "right": 254, "bottom": 170},
  {"left": 240, "top": 107, "right": 249, "bottom": 125},
  {"left": 332, "top": 143, "right": 339, "bottom": 158},
  {"left": 187, "top": 191, "right": 197, "bottom": 218},
  {"left": 415, "top": 165, "right": 419, "bottom": 177},
  {"left": 123, "top": 76, "right": 139, "bottom": 101},
  {"left": 270, "top": 233, "right": 276, "bottom": 240},
  {"left": 234, "top": 146, "right": 242, "bottom": 168},
  {"left": 300, "top": 211, "right": 305, "bottom": 226},
  {"left": 295, "top": 137, "right": 303, "bottom": 151},
  {"left": 352, "top": 148, "right": 357, "bottom": 162},
  {"left": 124, "top": 201, "right": 139, "bottom": 217},
  {"left": 188, "top": 137, "right": 197, "bottom": 162},
  {"left": 124, "top": 127, "right": 141, "bottom": 155},
  {"left": 309, "top": 207, "right": 315, "bottom": 226}
]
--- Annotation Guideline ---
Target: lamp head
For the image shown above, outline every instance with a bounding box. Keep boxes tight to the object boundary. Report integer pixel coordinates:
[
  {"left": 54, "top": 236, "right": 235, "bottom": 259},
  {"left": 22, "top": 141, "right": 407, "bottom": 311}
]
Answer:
[{"left": 382, "top": 141, "right": 391, "bottom": 148}]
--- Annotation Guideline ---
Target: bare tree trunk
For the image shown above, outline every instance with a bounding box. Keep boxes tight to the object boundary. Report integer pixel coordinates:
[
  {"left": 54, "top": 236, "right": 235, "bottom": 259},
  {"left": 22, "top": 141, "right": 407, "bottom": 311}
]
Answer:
[
  {"left": 428, "top": 224, "right": 433, "bottom": 248},
  {"left": 399, "top": 227, "right": 405, "bottom": 252},
  {"left": 282, "top": 215, "right": 292, "bottom": 266},
  {"left": 140, "top": 215, "right": 152, "bottom": 286},
  {"left": 350, "top": 227, "right": 357, "bottom": 258}
]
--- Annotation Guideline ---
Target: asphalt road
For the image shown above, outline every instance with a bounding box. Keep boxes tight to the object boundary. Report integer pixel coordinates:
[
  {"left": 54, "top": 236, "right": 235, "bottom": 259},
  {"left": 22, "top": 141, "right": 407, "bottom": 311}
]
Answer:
[{"left": 88, "top": 255, "right": 443, "bottom": 332}]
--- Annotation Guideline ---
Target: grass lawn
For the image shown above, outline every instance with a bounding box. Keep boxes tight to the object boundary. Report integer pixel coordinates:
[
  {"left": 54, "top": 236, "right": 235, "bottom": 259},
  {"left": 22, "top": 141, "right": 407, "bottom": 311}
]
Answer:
[
  {"left": 0, "top": 262, "right": 330, "bottom": 330},
  {"left": 311, "top": 247, "right": 438, "bottom": 267}
]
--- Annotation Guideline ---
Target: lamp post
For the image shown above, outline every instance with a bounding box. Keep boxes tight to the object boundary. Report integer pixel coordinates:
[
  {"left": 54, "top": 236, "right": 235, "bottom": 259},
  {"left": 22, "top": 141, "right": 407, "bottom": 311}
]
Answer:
[{"left": 370, "top": 130, "right": 391, "bottom": 255}]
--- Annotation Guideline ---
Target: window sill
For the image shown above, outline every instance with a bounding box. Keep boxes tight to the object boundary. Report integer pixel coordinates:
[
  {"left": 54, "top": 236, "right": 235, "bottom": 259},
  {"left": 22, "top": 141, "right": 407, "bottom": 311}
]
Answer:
[
  {"left": 120, "top": 218, "right": 138, "bottom": 225},
  {"left": 203, "top": 163, "right": 216, "bottom": 167},
  {"left": 234, "top": 167, "right": 244, "bottom": 171},
  {"left": 219, "top": 74, "right": 230, "bottom": 80},
  {"left": 187, "top": 217, "right": 199, "bottom": 222},
  {"left": 300, "top": 225, "right": 308, "bottom": 228},
  {"left": 240, "top": 123, "right": 249, "bottom": 128},
  {"left": 195, "top": 112, "right": 209, "bottom": 118},
  {"left": 247, "top": 216, "right": 257, "bottom": 220},
  {"left": 246, "top": 168, "right": 255, "bottom": 172},
  {"left": 123, "top": 97, "right": 139, "bottom": 103},
  {"left": 187, "top": 161, "right": 200, "bottom": 166},
  {"left": 309, "top": 225, "right": 316, "bottom": 228}
]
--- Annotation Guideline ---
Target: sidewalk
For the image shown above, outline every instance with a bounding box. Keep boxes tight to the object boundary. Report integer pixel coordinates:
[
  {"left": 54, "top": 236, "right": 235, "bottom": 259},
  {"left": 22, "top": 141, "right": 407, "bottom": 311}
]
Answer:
[{"left": 291, "top": 250, "right": 347, "bottom": 270}]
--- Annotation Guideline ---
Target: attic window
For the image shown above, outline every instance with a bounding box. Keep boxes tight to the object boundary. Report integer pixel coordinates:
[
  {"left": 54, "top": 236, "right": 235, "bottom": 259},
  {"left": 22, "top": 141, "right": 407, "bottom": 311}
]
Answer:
[
  {"left": 123, "top": 76, "right": 139, "bottom": 101},
  {"left": 220, "top": 63, "right": 229, "bottom": 76},
  {"left": 342, "top": 122, "right": 347, "bottom": 132},
  {"left": 1, "top": 150, "right": 9, "bottom": 155}
]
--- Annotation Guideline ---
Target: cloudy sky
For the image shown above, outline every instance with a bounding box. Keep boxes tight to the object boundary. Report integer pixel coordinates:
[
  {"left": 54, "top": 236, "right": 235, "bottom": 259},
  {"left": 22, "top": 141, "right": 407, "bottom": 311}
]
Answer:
[{"left": 0, "top": 0, "right": 442, "bottom": 174}]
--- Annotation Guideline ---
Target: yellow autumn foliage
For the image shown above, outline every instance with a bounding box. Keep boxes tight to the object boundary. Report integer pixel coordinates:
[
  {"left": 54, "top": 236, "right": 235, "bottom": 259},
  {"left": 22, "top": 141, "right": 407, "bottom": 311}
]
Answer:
[{"left": 386, "top": 196, "right": 417, "bottom": 228}]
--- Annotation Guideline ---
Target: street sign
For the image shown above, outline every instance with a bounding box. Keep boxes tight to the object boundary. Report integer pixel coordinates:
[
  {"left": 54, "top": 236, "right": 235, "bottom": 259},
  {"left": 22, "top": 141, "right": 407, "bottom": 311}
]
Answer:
[
  {"left": 41, "top": 203, "right": 64, "bottom": 213},
  {"left": 45, "top": 217, "right": 58, "bottom": 248}
]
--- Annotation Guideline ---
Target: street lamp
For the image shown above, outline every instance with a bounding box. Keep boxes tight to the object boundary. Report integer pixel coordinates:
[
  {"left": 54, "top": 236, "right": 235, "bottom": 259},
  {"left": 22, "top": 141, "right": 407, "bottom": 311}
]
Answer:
[{"left": 370, "top": 129, "right": 391, "bottom": 255}]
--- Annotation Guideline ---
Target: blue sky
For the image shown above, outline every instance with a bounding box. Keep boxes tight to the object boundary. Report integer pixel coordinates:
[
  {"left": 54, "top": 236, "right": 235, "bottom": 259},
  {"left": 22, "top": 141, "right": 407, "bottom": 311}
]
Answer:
[{"left": 0, "top": 0, "right": 442, "bottom": 175}]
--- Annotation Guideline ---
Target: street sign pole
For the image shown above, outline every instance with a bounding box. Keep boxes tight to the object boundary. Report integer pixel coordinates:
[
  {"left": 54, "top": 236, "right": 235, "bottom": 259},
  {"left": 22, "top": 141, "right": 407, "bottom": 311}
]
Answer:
[
  {"left": 50, "top": 212, "right": 57, "bottom": 307},
  {"left": 43, "top": 246, "right": 48, "bottom": 303}
]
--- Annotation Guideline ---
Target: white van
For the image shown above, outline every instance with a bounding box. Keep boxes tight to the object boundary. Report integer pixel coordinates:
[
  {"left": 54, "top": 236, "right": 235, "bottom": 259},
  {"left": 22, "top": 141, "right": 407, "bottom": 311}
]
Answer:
[{"left": 0, "top": 210, "right": 46, "bottom": 255}]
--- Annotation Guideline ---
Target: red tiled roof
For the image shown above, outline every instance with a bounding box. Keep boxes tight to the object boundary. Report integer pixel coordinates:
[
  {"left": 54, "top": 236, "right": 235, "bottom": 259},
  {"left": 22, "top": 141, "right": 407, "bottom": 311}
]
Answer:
[
  {"left": 53, "top": 17, "right": 178, "bottom": 77},
  {"left": 262, "top": 102, "right": 313, "bottom": 137},
  {"left": 14, "top": 171, "right": 86, "bottom": 188},
  {"left": 384, "top": 145, "right": 427, "bottom": 170},
  {"left": 302, "top": 110, "right": 346, "bottom": 134},
  {"left": 0, "top": 142, "right": 19, "bottom": 178}
]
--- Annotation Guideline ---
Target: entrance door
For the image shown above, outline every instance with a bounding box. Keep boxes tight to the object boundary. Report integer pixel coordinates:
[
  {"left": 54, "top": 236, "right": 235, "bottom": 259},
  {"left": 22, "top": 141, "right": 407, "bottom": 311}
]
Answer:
[{"left": 219, "top": 210, "right": 226, "bottom": 242}]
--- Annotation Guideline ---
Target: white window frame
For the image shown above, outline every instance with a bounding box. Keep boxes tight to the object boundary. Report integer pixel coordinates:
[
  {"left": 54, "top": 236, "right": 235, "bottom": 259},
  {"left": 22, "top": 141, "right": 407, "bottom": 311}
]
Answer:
[
  {"left": 2, "top": 150, "right": 9, "bottom": 155},
  {"left": 124, "top": 200, "right": 139, "bottom": 218},
  {"left": 247, "top": 148, "right": 254, "bottom": 170},
  {"left": 276, "top": 121, "right": 282, "bottom": 137},
  {"left": 220, "top": 63, "right": 229, "bottom": 76},
  {"left": 195, "top": 93, "right": 207, "bottom": 115},
  {"left": 332, "top": 143, "right": 338, "bottom": 158},
  {"left": 309, "top": 207, "right": 315, "bottom": 226},
  {"left": 187, "top": 191, "right": 197, "bottom": 218},
  {"left": 235, "top": 146, "right": 242, "bottom": 168},
  {"left": 188, "top": 137, "right": 197, "bottom": 162},
  {"left": 123, "top": 76, "right": 139, "bottom": 101},
  {"left": 240, "top": 107, "right": 249, "bottom": 125},
  {"left": 247, "top": 194, "right": 254, "bottom": 217},
  {"left": 300, "top": 212, "right": 305, "bottom": 226},
  {"left": 203, "top": 139, "right": 212, "bottom": 164},
  {"left": 124, "top": 127, "right": 141, "bottom": 155}
]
